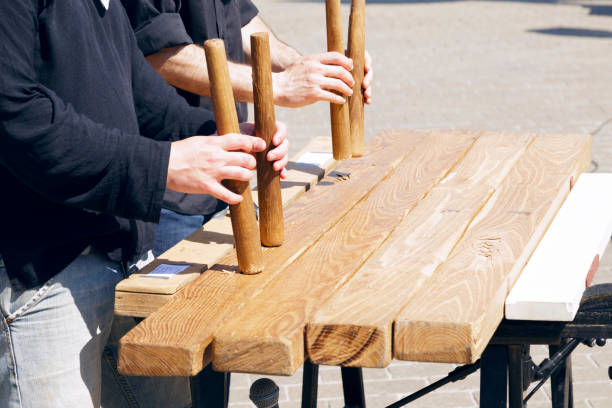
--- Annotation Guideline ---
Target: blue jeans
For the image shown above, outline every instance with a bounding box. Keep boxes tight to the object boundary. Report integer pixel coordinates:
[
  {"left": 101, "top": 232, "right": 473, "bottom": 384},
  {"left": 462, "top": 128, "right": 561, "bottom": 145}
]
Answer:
[
  {"left": 0, "top": 251, "right": 191, "bottom": 408},
  {"left": 154, "top": 204, "right": 228, "bottom": 257}
]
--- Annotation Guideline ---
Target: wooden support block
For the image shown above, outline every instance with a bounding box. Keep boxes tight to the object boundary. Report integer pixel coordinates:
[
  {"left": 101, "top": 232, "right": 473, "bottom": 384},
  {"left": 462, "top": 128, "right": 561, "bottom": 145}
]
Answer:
[
  {"left": 394, "top": 134, "right": 591, "bottom": 364},
  {"left": 118, "top": 131, "right": 426, "bottom": 376},
  {"left": 505, "top": 173, "right": 612, "bottom": 321},
  {"left": 212, "top": 131, "right": 478, "bottom": 375},
  {"left": 306, "top": 132, "right": 533, "bottom": 368},
  {"left": 114, "top": 137, "right": 336, "bottom": 317}
]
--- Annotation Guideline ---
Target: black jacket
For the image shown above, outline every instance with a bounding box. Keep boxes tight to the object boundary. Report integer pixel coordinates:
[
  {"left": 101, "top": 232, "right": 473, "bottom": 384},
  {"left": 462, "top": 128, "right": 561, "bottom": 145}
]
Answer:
[{"left": 0, "top": 0, "right": 216, "bottom": 287}]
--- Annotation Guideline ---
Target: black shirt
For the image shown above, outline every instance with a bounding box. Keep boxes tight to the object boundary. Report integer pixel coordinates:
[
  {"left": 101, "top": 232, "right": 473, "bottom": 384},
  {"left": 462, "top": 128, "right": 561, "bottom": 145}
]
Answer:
[
  {"left": 0, "top": 0, "right": 216, "bottom": 287},
  {"left": 122, "top": 0, "right": 258, "bottom": 215}
]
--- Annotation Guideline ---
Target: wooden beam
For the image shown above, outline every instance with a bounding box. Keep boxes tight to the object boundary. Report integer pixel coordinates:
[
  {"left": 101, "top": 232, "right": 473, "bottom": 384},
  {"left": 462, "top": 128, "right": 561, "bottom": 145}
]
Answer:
[
  {"left": 114, "top": 137, "right": 335, "bottom": 317},
  {"left": 394, "top": 134, "right": 591, "bottom": 364},
  {"left": 118, "top": 130, "right": 428, "bottom": 376},
  {"left": 305, "top": 132, "right": 534, "bottom": 368},
  {"left": 505, "top": 173, "right": 612, "bottom": 321},
  {"left": 212, "top": 131, "right": 479, "bottom": 375}
]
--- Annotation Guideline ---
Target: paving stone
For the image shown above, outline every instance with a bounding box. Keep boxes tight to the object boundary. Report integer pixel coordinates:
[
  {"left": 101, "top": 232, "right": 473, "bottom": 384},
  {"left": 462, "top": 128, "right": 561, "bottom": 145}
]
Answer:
[{"left": 590, "top": 398, "right": 612, "bottom": 408}]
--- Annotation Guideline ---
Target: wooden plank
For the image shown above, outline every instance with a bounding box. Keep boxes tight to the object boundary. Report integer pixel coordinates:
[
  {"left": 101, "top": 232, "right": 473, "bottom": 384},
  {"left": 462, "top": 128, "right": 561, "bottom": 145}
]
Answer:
[
  {"left": 212, "top": 131, "right": 479, "bottom": 375},
  {"left": 305, "top": 132, "right": 534, "bottom": 368},
  {"left": 394, "top": 134, "right": 591, "bottom": 364},
  {"left": 117, "top": 130, "right": 432, "bottom": 376},
  {"left": 505, "top": 173, "right": 612, "bottom": 321},
  {"left": 114, "top": 137, "right": 335, "bottom": 317}
]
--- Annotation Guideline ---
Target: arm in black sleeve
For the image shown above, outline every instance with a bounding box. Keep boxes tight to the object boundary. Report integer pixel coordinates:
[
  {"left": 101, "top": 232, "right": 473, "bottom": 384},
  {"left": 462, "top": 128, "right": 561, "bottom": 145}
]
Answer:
[
  {"left": 0, "top": 1, "right": 169, "bottom": 222},
  {"left": 121, "top": 0, "right": 193, "bottom": 56}
]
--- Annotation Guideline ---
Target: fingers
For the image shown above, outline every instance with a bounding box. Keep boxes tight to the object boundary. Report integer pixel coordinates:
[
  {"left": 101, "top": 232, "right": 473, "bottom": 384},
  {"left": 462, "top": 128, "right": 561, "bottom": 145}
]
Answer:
[
  {"left": 318, "top": 89, "right": 346, "bottom": 104},
  {"left": 270, "top": 122, "right": 289, "bottom": 172},
  {"left": 363, "top": 50, "right": 373, "bottom": 104},
  {"left": 217, "top": 133, "right": 266, "bottom": 153},
  {"left": 207, "top": 181, "right": 243, "bottom": 205},
  {"left": 269, "top": 139, "right": 289, "bottom": 167},
  {"left": 272, "top": 121, "right": 288, "bottom": 147},
  {"left": 320, "top": 76, "right": 353, "bottom": 97},
  {"left": 320, "top": 64, "right": 355, "bottom": 88},
  {"left": 223, "top": 151, "right": 257, "bottom": 169},
  {"left": 316, "top": 52, "right": 353, "bottom": 72},
  {"left": 218, "top": 166, "right": 254, "bottom": 182}
]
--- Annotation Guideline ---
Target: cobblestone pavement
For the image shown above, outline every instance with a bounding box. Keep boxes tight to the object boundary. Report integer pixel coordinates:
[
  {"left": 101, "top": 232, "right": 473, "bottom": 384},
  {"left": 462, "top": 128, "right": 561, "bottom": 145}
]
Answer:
[{"left": 230, "top": 0, "right": 612, "bottom": 406}]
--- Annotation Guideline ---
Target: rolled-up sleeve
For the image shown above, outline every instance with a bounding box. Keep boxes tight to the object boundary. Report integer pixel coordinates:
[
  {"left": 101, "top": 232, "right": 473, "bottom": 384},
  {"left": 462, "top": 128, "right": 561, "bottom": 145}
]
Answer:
[
  {"left": 239, "top": 0, "right": 258, "bottom": 26},
  {"left": 121, "top": 0, "right": 193, "bottom": 56}
]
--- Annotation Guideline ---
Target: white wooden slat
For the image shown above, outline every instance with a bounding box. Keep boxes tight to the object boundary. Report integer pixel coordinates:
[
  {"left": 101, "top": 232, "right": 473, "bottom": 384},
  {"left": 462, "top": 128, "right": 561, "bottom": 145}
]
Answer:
[{"left": 505, "top": 173, "right": 612, "bottom": 321}]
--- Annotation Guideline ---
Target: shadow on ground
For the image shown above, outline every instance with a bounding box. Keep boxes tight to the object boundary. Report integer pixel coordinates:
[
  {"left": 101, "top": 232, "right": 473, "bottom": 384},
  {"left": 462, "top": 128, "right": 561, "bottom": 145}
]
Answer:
[{"left": 529, "top": 27, "right": 612, "bottom": 38}]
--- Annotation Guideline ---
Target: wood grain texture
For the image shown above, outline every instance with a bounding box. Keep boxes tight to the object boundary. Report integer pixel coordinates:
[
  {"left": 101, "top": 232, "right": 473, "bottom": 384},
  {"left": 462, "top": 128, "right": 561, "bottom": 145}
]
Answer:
[
  {"left": 118, "top": 130, "right": 423, "bottom": 376},
  {"left": 306, "top": 132, "right": 534, "bottom": 368},
  {"left": 212, "top": 131, "right": 478, "bottom": 375},
  {"left": 326, "top": 0, "right": 351, "bottom": 159},
  {"left": 347, "top": 0, "right": 365, "bottom": 157},
  {"left": 114, "top": 137, "right": 335, "bottom": 317},
  {"left": 252, "top": 32, "right": 283, "bottom": 247},
  {"left": 394, "top": 134, "right": 591, "bottom": 364},
  {"left": 205, "top": 38, "right": 263, "bottom": 274}
]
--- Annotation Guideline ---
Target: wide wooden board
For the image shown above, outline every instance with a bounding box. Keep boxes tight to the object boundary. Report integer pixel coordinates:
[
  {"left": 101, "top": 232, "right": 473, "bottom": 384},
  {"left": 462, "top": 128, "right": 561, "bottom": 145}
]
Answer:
[
  {"left": 505, "top": 173, "right": 612, "bottom": 321},
  {"left": 394, "top": 134, "right": 591, "bottom": 364},
  {"left": 118, "top": 130, "right": 429, "bottom": 376},
  {"left": 305, "top": 132, "right": 534, "bottom": 368},
  {"left": 114, "top": 137, "right": 335, "bottom": 317},
  {"left": 212, "top": 131, "right": 478, "bottom": 375}
]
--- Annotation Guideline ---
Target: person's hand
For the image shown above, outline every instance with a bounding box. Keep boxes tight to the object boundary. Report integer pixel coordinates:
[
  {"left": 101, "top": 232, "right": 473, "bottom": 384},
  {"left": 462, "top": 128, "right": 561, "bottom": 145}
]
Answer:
[
  {"left": 167, "top": 134, "right": 266, "bottom": 204},
  {"left": 363, "top": 50, "right": 373, "bottom": 105},
  {"left": 272, "top": 52, "right": 354, "bottom": 108},
  {"left": 240, "top": 121, "right": 290, "bottom": 179}
]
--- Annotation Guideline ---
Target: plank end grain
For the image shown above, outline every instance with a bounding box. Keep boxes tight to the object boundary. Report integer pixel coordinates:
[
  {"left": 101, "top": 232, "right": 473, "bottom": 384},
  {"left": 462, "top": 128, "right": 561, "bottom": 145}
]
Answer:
[
  {"left": 118, "top": 341, "right": 207, "bottom": 377},
  {"left": 394, "top": 320, "right": 476, "bottom": 364},
  {"left": 213, "top": 330, "right": 302, "bottom": 376},
  {"left": 306, "top": 323, "right": 392, "bottom": 367}
]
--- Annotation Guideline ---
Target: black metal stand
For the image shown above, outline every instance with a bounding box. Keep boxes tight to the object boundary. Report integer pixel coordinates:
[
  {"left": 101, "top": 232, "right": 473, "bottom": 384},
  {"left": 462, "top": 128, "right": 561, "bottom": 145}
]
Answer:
[
  {"left": 341, "top": 367, "right": 366, "bottom": 408},
  {"left": 480, "top": 345, "right": 509, "bottom": 408},
  {"left": 302, "top": 359, "right": 319, "bottom": 408},
  {"left": 190, "top": 363, "right": 230, "bottom": 408}
]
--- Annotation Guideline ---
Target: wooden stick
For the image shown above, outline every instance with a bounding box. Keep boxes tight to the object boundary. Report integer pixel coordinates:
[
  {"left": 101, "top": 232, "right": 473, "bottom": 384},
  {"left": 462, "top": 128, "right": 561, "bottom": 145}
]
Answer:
[
  {"left": 326, "top": 0, "right": 352, "bottom": 160},
  {"left": 347, "top": 0, "right": 365, "bottom": 157},
  {"left": 204, "top": 39, "right": 263, "bottom": 274},
  {"left": 251, "top": 32, "right": 284, "bottom": 247}
]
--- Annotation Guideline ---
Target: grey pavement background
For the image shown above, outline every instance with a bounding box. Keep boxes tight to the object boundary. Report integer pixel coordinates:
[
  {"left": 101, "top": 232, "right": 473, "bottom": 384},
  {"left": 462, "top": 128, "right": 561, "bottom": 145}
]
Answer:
[{"left": 230, "top": 0, "right": 612, "bottom": 406}]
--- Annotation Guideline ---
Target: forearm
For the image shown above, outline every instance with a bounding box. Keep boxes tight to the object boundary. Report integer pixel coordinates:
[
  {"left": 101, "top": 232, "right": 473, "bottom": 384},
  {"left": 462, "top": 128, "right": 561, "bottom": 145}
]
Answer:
[
  {"left": 241, "top": 16, "right": 301, "bottom": 72},
  {"left": 146, "top": 43, "right": 255, "bottom": 103}
]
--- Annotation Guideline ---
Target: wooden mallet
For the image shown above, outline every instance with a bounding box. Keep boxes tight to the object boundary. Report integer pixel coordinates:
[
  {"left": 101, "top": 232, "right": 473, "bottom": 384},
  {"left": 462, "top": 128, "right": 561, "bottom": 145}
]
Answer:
[
  {"left": 347, "top": 0, "right": 365, "bottom": 157},
  {"left": 204, "top": 39, "right": 264, "bottom": 274},
  {"left": 251, "top": 32, "right": 284, "bottom": 247},
  {"left": 326, "top": 0, "right": 352, "bottom": 160}
]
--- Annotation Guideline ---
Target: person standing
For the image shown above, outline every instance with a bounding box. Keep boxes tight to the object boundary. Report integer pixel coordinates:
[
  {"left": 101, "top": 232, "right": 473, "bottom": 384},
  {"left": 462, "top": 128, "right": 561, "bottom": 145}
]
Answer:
[{"left": 0, "top": 0, "right": 288, "bottom": 406}]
